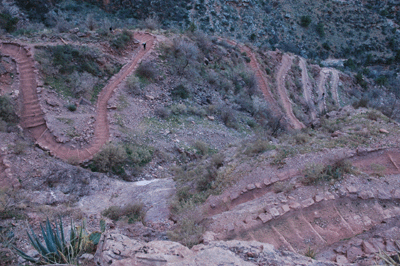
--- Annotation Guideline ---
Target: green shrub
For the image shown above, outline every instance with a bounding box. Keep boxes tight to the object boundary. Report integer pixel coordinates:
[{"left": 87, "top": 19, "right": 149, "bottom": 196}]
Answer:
[
  {"left": 171, "top": 84, "right": 190, "bottom": 99},
  {"left": 300, "top": 15, "right": 312, "bottom": 27},
  {"left": 102, "top": 203, "right": 144, "bottom": 224},
  {"left": 111, "top": 30, "right": 132, "bottom": 50},
  {"left": 344, "top": 58, "right": 356, "bottom": 70},
  {"left": 66, "top": 104, "right": 77, "bottom": 112},
  {"left": 170, "top": 103, "right": 188, "bottom": 115},
  {"left": 167, "top": 201, "right": 204, "bottom": 248},
  {"left": 376, "top": 75, "right": 388, "bottom": 86},
  {"left": 125, "top": 74, "right": 142, "bottom": 95},
  {"left": 0, "top": 96, "right": 18, "bottom": 123},
  {"left": 90, "top": 144, "right": 127, "bottom": 173},
  {"left": 244, "top": 139, "right": 275, "bottom": 155},
  {"left": 316, "top": 22, "right": 325, "bottom": 37},
  {"left": 0, "top": 13, "right": 18, "bottom": 33},
  {"left": 193, "top": 141, "right": 209, "bottom": 156},
  {"left": 136, "top": 61, "right": 157, "bottom": 80},
  {"left": 302, "top": 160, "right": 353, "bottom": 185},
  {"left": 219, "top": 107, "right": 238, "bottom": 129},
  {"left": 355, "top": 72, "right": 368, "bottom": 89},
  {"left": 14, "top": 218, "right": 104, "bottom": 265},
  {"left": 125, "top": 144, "right": 154, "bottom": 166},
  {"left": 155, "top": 106, "right": 171, "bottom": 119},
  {"left": 322, "top": 42, "right": 331, "bottom": 51}
]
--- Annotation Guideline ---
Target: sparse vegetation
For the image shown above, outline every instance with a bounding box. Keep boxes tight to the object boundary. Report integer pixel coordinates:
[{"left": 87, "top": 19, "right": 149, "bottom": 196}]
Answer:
[
  {"left": 35, "top": 44, "right": 121, "bottom": 100},
  {"left": 102, "top": 203, "right": 144, "bottom": 224},
  {"left": 302, "top": 160, "right": 354, "bottom": 185},
  {"left": 244, "top": 138, "right": 275, "bottom": 156}
]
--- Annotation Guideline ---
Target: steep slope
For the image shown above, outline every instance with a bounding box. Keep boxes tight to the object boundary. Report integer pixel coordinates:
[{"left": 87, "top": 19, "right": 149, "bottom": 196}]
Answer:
[{"left": 203, "top": 146, "right": 400, "bottom": 264}]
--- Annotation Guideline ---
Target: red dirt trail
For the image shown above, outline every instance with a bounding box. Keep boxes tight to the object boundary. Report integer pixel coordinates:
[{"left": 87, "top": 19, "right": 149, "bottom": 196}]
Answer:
[{"left": 0, "top": 32, "right": 155, "bottom": 163}]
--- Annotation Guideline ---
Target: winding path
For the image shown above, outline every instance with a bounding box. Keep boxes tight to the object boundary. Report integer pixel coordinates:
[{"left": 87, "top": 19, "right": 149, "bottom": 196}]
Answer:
[
  {"left": 240, "top": 45, "right": 283, "bottom": 120},
  {"left": 276, "top": 54, "right": 305, "bottom": 129},
  {"left": 0, "top": 32, "right": 155, "bottom": 163},
  {"left": 318, "top": 68, "right": 340, "bottom": 112},
  {"left": 220, "top": 39, "right": 285, "bottom": 124},
  {"left": 299, "top": 58, "right": 317, "bottom": 121}
]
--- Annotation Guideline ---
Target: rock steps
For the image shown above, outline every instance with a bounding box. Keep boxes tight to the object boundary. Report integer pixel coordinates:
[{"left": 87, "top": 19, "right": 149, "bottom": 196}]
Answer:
[
  {"left": 207, "top": 167, "right": 400, "bottom": 263},
  {"left": 0, "top": 32, "right": 156, "bottom": 163}
]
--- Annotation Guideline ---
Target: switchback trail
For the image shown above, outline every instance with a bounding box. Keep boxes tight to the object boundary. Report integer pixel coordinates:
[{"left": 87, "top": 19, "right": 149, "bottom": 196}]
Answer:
[
  {"left": 0, "top": 32, "right": 156, "bottom": 163},
  {"left": 318, "top": 68, "right": 340, "bottom": 112},
  {"left": 299, "top": 58, "right": 317, "bottom": 121},
  {"left": 276, "top": 54, "right": 305, "bottom": 129}
]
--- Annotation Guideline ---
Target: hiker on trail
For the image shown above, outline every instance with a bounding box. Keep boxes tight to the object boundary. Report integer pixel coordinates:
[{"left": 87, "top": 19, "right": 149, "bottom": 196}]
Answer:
[
  {"left": 143, "top": 42, "right": 146, "bottom": 50},
  {"left": 109, "top": 27, "right": 113, "bottom": 33}
]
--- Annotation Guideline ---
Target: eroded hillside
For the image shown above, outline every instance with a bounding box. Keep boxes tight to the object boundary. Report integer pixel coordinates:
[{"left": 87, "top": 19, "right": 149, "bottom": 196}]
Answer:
[{"left": 1, "top": 1, "right": 400, "bottom": 265}]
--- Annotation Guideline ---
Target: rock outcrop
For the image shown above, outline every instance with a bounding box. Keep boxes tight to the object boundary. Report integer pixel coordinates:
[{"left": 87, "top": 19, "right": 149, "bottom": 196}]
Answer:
[{"left": 94, "top": 232, "right": 337, "bottom": 266}]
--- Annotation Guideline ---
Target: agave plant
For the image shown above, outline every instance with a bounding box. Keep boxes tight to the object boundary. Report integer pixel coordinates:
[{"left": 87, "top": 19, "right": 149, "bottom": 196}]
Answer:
[{"left": 14, "top": 217, "right": 104, "bottom": 265}]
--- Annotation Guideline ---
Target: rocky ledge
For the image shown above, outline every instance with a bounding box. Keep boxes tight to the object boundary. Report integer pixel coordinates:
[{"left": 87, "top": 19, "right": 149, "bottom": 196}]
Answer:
[{"left": 94, "top": 232, "right": 337, "bottom": 266}]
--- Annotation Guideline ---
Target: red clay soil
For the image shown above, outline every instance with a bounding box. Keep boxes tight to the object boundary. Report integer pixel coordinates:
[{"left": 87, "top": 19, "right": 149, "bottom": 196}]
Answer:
[{"left": 0, "top": 32, "right": 155, "bottom": 163}]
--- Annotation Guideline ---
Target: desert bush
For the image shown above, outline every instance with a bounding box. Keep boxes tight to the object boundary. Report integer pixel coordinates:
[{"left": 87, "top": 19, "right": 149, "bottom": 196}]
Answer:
[
  {"left": 376, "top": 75, "right": 388, "bottom": 86},
  {"left": 168, "top": 200, "right": 204, "bottom": 248},
  {"left": 366, "top": 110, "right": 381, "bottom": 121},
  {"left": 300, "top": 15, "right": 312, "bottom": 27},
  {"left": 192, "top": 31, "right": 213, "bottom": 57},
  {"left": 102, "top": 203, "right": 144, "bottom": 223},
  {"left": 155, "top": 106, "right": 171, "bottom": 119},
  {"left": 193, "top": 141, "right": 209, "bottom": 156},
  {"left": 86, "top": 14, "right": 97, "bottom": 31},
  {"left": 0, "top": 96, "right": 18, "bottom": 123},
  {"left": 0, "top": 225, "right": 16, "bottom": 265},
  {"left": 305, "top": 247, "right": 316, "bottom": 259},
  {"left": 352, "top": 97, "right": 369, "bottom": 109},
  {"left": 125, "top": 74, "right": 142, "bottom": 95},
  {"left": 135, "top": 61, "right": 157, "bottom": 80},
  {"left": 244, "top": 139, "right": 275, "bottom": 156},
  {"left": 0, "top": 119, "right": 7, "bottom": 132},
  {"left": 219, "top": 107, "right": 238, "bottom": 129},
  {"left": 11, "top": 141, "right": 27, "bottom": 155},
  {"left": 91, "top": 144, "right": 127, "bottom": 173},
  {"left": 294, "top": 132, "right": 309, "bottom": 144},
  {"left": 355, "top": 72, "right": 368, "bottom": 89},
  {"left": 138, "top": 15, "right": 160, "bottom": 30},
  {"left": 66, "top": 103, "right": 77, "bottom": 112},
  {"left": 187, "top": 105, "right": 207, "bottom": 117},
  {"left": 316, "top": 22, "right": 325, "bottom": 37},
  {"left": 169, "top": 38, "right": 200, "bottom": 76},
  {"left": 111, "top": 30, "right": 132, "bottom": 50},
  {"left": 125, "top": 143, "right": 154, "bottom": 166},
  {"left": 320, "top": 117, "right": 340, "bottom": 133},
  {"left": 0, "top": 12, "right": 18, "bottom": 32},
  {"left": 170, "top": 103, "right": 188, "bottom": 115},
  {"left": 171, "top": 84, "right": 190, "bottom": 99},
  {"left": 302, "top": 160, "right": 353, "bottom": 185}
]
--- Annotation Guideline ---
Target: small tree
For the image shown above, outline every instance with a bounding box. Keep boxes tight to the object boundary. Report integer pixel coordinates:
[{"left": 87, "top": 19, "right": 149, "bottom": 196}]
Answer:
[
  {"left": 316, "top": 22, "right": 325, "bottom": 37},
  {"left": 300, "top": 15, "right": 312, "bottom": 27}
]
